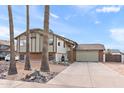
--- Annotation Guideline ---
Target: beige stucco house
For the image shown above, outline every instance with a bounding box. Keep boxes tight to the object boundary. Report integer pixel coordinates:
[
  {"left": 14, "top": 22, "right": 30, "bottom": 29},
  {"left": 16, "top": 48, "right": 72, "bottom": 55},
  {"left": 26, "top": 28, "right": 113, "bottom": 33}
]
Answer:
[{"left": 15, "top": 28, "right": 77, "bottom": 62}]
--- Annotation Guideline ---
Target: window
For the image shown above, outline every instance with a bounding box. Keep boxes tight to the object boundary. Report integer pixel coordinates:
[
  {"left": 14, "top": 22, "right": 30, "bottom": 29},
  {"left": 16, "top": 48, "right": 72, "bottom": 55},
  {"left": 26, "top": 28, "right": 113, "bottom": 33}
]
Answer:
[
  {"left": 49, "top": 39, "right": 53, "bottom": 45},
  {"left": 63, "top": 42, "right": 65, "bottom": 48},
  {"left": 20, "top": 40, "right": 26, "bottom": 46},
  {"left": 58, "top": 42, "right": 60, "bottom": 46}
]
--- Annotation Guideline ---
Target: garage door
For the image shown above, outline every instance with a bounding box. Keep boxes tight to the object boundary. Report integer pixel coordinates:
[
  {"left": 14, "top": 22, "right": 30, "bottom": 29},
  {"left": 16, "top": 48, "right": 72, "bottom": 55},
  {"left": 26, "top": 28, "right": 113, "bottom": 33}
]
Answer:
[{"left": 76, "top": 51, "right": 99, "bottom": 62}]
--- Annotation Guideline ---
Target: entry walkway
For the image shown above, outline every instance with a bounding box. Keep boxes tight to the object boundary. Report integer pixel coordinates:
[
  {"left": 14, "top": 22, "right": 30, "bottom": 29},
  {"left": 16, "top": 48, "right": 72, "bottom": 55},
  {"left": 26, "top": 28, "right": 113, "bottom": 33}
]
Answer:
[{"left": 47, "top": 62, "right": 124, "bottom": 88}]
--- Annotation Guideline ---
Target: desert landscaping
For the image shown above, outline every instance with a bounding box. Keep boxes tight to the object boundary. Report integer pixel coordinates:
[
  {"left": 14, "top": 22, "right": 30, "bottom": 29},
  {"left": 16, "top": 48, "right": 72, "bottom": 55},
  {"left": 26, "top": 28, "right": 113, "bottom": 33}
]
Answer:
[{"left": 0, "top": 60, "right": 68, "bottom": 83}]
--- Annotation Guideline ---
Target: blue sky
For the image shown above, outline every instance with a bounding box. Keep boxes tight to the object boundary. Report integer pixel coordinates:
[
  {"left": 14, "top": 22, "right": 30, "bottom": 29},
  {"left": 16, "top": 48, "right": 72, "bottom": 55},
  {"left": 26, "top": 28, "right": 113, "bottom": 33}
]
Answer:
[{"left": 0, "top": 5, "right": 124, "bottom": 51}]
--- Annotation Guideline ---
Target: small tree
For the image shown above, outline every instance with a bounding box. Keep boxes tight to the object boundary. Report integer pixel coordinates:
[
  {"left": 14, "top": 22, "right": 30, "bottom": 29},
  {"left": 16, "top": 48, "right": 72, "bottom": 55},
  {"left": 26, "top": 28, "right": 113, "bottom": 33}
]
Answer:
[{"left": 8, "top": 5, "right": 17, "bottom": 75}]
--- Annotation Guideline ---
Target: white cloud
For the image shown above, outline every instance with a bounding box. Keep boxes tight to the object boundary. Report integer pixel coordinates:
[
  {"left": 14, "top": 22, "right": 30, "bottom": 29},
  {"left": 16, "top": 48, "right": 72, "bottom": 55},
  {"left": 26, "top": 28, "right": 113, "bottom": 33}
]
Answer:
[
  {"left": 64, "top": 14, "right": 77, "bottom": 20},
  {"left": 75, "top": 5, "right": 96, "bottom": 10},
  {"left": 0, "top": 26, "right": 22, "bottom": 40},
  {"left": 50, "top": 13, "right": 59, "bottom": 19},
  {"left": 95, "top": 21, "right": 100, "bottom": 24},
  {"left": 110, "top": 28, "right": 124, "bottom": 42},
  {"left": 96, "top": 6, "right": 121, "bottom": 13}
]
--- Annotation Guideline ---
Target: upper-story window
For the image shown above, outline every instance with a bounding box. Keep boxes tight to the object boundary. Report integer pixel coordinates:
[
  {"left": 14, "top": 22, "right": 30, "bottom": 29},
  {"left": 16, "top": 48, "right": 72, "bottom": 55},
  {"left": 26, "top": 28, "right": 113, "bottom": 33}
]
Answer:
[
  {"left": 63, "top": 41, "right": 66, "bottom": 48},
  {"left": 49, "top": 39, "right": 53, "bottom": 45},
  {"left": 58, "top": 42, "right": 60, "bottom": 46},
  {"left": 20, "top": 40, "right": 26, "bottom": 46},
  {"left": 31, "top": 33, "right": 36, "bottom": 38}
]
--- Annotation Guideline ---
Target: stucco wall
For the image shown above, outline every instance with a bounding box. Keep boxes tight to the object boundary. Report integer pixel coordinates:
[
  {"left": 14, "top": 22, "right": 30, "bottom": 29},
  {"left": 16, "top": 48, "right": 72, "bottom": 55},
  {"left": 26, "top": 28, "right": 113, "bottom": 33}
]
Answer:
[
  {"left": 57, "top": 38, "right": 68, "bottom": 53},
  {"left": 17, "top": 33, "right": 56, "bottom": 53},
  {"left": 55, "top": 53, "right": 68, "bottom": 62}
]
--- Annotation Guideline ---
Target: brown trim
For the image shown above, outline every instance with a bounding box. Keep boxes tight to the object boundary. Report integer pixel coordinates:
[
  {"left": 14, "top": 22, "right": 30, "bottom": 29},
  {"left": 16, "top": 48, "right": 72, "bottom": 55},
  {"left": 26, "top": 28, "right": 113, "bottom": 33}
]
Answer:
[
  {"left": 30, "top": 52, "right": 42, "bottom": 53},
  {"left": 56, "top": 52, "right": 66, "bottom": 54},
  {"left": 63, "top": 41, "right": 65, "bottom": 48},
  {"left": 39, "top": 35, "right": 41, "bottom": 52},
  {"left": 35, "top": 33, "right": 36, "bottom": 52},
  {"left": 31, "top": 37, "right": 32, "bottom": 52},
  {"left": 53, "top": 34, "right": 54, "bottom": 52},
  {"left": 56, "top": 36, "right": 57, "bottom": 52},
  {"left": 18, "top": 52, "right": 56, "bottom": 54},
  {"left": 19, "top": 36, "right": 20, "bottom": 52}
]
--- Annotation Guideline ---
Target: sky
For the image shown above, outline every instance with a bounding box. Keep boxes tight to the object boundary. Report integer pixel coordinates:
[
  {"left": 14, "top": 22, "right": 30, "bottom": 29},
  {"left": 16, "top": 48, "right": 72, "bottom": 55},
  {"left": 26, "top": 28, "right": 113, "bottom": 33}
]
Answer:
[{"left": 0, "top": 5, "right": 124, "bottom": 51}]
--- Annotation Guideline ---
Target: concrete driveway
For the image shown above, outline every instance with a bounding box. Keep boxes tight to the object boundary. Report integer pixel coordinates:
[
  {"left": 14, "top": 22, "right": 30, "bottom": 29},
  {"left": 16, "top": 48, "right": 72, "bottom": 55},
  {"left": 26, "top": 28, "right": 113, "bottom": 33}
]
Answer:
[{"left": 47, "top": 62, "right": 124, "bottom": 88}]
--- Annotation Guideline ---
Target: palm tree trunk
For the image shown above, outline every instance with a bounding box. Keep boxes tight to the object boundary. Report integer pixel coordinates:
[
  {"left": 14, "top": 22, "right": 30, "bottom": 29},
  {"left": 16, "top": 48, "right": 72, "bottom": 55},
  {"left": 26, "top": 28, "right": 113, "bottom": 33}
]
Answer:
[
  {"left": 40, "top": 5, "right": 50, "bottom": 72},
  {"left": 70, "top": 46, "right": 74, "bottom": 63},
  {"left": 8, "top": 5, "right": 17, "bottom": 75},
  {"left": 24, "top": 5, "right": 31, "bottom": 70}
]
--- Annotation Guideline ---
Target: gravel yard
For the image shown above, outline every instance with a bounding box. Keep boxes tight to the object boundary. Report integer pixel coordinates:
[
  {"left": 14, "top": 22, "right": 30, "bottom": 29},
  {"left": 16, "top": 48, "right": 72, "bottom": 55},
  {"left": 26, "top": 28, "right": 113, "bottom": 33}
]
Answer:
[
  {"left": 0, "top": 60, "right": 68, "bottom": 83},
  {"left": 103, "top": 62, "right": 124, "bottom": 75}
]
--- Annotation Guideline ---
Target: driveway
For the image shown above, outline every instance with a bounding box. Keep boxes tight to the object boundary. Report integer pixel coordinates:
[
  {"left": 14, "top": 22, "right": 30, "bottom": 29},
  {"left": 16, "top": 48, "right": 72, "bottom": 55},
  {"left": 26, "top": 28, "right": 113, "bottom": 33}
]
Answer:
[{"left": 47, "top": 62, "right": 124, "bottom": 88}]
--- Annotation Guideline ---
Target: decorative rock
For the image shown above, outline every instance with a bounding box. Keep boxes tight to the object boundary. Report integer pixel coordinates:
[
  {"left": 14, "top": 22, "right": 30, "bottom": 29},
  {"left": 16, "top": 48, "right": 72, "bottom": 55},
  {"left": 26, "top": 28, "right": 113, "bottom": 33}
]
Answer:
[{"left": 21, "top": 70, "right": 57, "bottom": 83}]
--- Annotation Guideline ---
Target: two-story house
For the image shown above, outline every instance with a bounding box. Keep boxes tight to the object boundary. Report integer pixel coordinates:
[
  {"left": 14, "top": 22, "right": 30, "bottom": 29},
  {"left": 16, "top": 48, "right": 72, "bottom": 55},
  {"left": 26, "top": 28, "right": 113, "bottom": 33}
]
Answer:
[{"left": 15, "top": 28, "right": 77, "bottom": 62}]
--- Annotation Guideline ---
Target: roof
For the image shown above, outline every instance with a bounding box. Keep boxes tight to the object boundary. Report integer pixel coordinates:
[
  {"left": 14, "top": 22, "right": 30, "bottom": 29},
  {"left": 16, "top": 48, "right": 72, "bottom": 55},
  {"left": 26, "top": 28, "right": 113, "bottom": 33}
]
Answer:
[
  {"left": 76, "top": 44, "right": 105, "bottom": 50},
  {"left": 0, "top": 40, "right": 10, "bottom": 46},
  {"left": 105, "top": 49, "right": 122, "bottom": 54},
  {"left": 15, "top": 28, "right": 77, "bottom": 46}
]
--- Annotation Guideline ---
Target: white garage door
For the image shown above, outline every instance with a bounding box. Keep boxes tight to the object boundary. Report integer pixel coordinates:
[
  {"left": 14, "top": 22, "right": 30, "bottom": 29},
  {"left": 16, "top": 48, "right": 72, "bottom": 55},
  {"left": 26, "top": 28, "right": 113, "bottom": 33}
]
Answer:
[{"left": 76, "top": 50, "right": 99, "bottom": 62}]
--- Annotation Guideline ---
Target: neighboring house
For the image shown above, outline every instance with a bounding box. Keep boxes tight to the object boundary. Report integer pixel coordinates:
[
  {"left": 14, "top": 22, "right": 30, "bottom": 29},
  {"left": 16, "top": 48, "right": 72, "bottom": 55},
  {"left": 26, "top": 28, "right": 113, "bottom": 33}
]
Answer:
[
  {"left": 105, "top": 49, "right": 123, "bottom": 62},
  {"left": 15, "top": 28, "right": 77, "bottom": 62},
  {"left": 0, "top": 40, "right": 10, "bottom": 60},
  {"left": 76, "top": 44, "right": 105, "bottom": 62}
]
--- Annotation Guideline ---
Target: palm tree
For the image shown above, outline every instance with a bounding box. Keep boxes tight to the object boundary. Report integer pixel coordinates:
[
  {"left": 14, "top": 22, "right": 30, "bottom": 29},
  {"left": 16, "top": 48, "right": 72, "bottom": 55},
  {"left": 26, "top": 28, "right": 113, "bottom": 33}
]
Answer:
[
  {"left": 70, "top": 45, "right": 74, "bottom": 63},
  {"left": 24, "top": 5, "right": 31, "bottom": 70},
  {"left": 8, "top": 5, "right": 17, "bottom": 75},
  {"left": 40, "top": 5, "right": 50, "bottom": 72}
]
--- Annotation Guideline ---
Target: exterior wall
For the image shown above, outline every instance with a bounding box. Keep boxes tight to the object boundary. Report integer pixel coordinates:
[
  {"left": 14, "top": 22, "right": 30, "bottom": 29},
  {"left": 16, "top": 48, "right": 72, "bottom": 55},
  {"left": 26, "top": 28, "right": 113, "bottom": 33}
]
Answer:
[
  {"left": 122, "top": 55, "right": 124, "bottom": 63},
  {"left": 99, "top": 50, "right": 103, "bottom": 62},
  {"left": 36, "top": 33, "right": 40, "bottom": 52},
  {"left": 56, "top": 38, "right": 68, "bottom": 53},
  {"left": 49, "top": 34, "right": 54, "bottom": 52},
  {"left": 30, "top": 53, "right": 42, "bottom": 60},
  {"left": 19, "top": 52, "right": 56, "bottom": 61},
  {"left": 49, "top": 52, "right": 56, "bottom": 61},
  {"left": 105, "top": 54, "right": 121, "bottom": 62},
  {"left": 16, "top": 32, "right": 57, "bottom": 53},
  {"left": 103, "top": 53, "right": 106, "bottom": 62},
  {"left": 73, "top": 48, "right": 76, "bottom": 61},
  {"left": 53, "top": 35, "right": 57, "bottom": 52},
  {"left": 39, "top": 36, "right": 43, "bottom": 52},
  {"left": 16, "top": 32, "right": 74, "bottom": 61},
  {"left": 55, "top": 38, "right": 70, "bottom": 62},
  {"left": 19, "top": 35, "right": 26, "bottom": 52},
  {"left": 55, "top": 53, "right": 68, "bottom": 62},
  {"left": 67, "top": 48, "right": 76, "bottom": 62}
]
